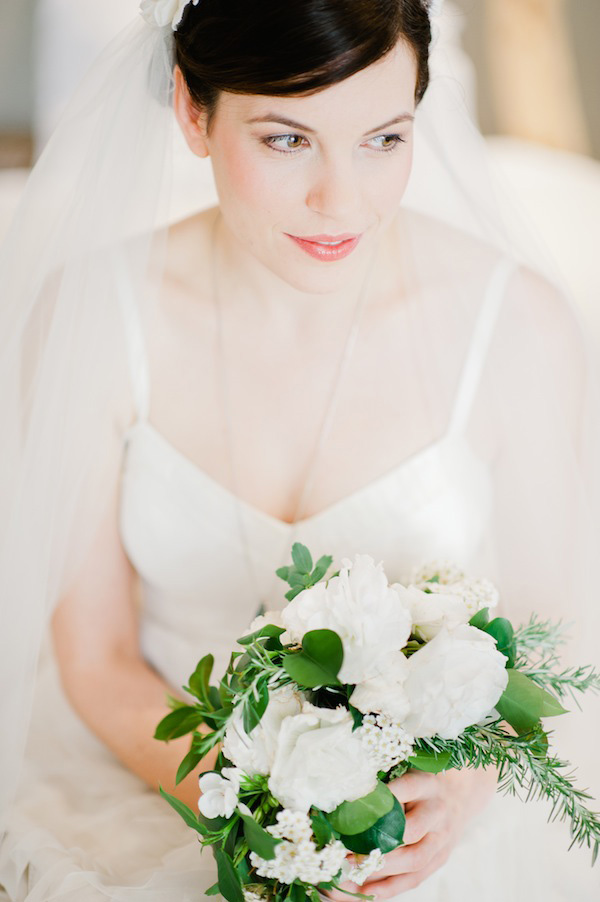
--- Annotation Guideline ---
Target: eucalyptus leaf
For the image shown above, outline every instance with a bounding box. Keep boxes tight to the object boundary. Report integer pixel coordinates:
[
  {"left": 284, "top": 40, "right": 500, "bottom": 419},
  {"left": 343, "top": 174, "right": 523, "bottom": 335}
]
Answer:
[
  {"left": 242, "top": 679, "right": 270, "bottom": 734},
  {"left": 292, "top": 543, "right": 313, "bottom": 574},
  {"left": 175, "top": 746, "right": 204, "bottom": 785},
  {"left": 339, "top": 796, "right": 406, "bottom": 854},
  {"left": 311, "top": 810, "right": 334, "bottom": 847},
  {"left": 469, "top": 607, "right": 490, "bottom": 630},
  {"left": 327, "top": 781, "right": 394, "bottom": 835},
  {"left": 214, "top": 849, "right": 244, "bottom": 902},
  {"left": 239, "top": 811, "right": 280, "bottom": 859},
  {"left": 282, "top": 629, "right": 343, "bottom": 688},
  {"left": 154, "top": 706, "right": 205, "bottom": 741},
  {"left": 187, "top": 654, "right": 215, "bottom": 706},
  {"left": 484, "top": 618, "right": 516, "bottom": 667},
  {"left": 311, "top": 554, "right": 333, "bottom": 583},
  {"left": 289, "top": 882, "right": 307, "bottom": 902},
  {"left": 159, "top": 787, "right": 207, "bottom": 835},
  {"left": 237, "top": 624, "right": 286, "bottom": 646},
  {"left": 408, "top": 748, "right": 452, "bottom": 773},
  {"left": 496, "top": 668, "right": 567, "bottom": 735}
]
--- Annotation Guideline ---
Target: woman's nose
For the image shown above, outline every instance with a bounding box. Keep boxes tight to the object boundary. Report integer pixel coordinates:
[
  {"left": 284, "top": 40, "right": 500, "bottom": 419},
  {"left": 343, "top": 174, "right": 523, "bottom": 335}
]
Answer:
[{"left": 305, "top": 156, "right": 360, "bottom": 220}]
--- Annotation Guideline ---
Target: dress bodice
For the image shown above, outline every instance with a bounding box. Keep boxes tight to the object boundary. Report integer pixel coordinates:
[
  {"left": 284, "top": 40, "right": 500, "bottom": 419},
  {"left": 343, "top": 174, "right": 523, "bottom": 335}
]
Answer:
[{"left": 118, "top": 257, "right": 516, "bottom": 691}]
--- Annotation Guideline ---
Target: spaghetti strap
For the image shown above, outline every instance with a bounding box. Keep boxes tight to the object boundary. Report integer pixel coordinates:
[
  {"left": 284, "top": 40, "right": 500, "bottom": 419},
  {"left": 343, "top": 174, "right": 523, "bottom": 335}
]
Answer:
[
  {"left": 446, "top": 256, "right": 517, "bottom": 438},
  {"left": 116, "top": 254, "right": 151, "bottom": 423}
]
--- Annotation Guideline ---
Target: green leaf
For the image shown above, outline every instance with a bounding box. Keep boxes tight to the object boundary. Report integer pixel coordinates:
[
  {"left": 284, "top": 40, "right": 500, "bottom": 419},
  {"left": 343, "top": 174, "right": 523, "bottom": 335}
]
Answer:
[
  {"left": 289, "top": 882, "right": 307, "bottom": 902},
  {"left": 327, "top": 781, "right": 395, "bottom": 835},
  {"left": 348, "top": 703, "right": 364, "bottom": 731},
  {"left": 282, "top": 629, "right": 343, "bottom": 688},
  {"left": 154, "top": 706, "right": 205, "bottom": 741},
  {"left": 292, "top": 543, "right": 313, "bottom": 574},
  {"left": 242, "top": 679, "right": 270, "bottom": 734},
  {"left": 159, "top": 787, "right": 207, "bottom": 835},
  {"left": 311, "top": 554, "right": 333, "bottom": 584},
  {"left": 239, "top": 810, "right": 280, "bottom": 859},
  {"left": 469, "top": 607, "right": 490, "bottom": 630},
  {"left": 205, "top": 882, "right": 221, "bottom": 896},
  {"left": 237, "top": 624, "right": 286, "bottom": 646},
  {"left": 339, "top": 796, "right": 406, "bottom": 854},
  {"left": 311, "top": 809, "right": 334, "bottom": 847},
  {"left": 214, "top": 849, "right": 244, "bottom": 902},
  {"left": 187, "top": 655, "right": 215, "bottom": 706},
  {"left": 285, "top": 586, "right": 304, "bottom": 602},
  {"left": 175, "top": 745, "right": 204, "bottom": 785},
  {"left": 408, "top": 748, "right": 452, "bottom": 773},
  {"left": 496, "top": 669, "right": 568, "bottom": 735},
  {"left": 276, "top": 565, "right": 291, "bottom": 582},
  {"left": 484, "top": 617, "right": 517, "bottom": 667}
]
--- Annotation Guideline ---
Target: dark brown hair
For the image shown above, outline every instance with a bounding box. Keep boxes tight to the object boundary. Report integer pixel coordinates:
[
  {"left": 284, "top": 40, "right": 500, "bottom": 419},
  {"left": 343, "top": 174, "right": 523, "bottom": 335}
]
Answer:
[{"left": 175, "top": 0, "right": 432, "bottom": 128}]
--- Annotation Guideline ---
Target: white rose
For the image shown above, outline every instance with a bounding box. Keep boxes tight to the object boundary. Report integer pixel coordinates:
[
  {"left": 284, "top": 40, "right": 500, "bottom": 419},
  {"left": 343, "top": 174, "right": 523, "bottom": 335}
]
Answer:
[
  {"left": 403, "top": 624, "right": 508, "bottom": 740},
  {"left": 139, "top": 0, "right": 198, "bottom": 31},
  {"left": 222, "top": 685, "right": 303, "bottom": 775},
  {"left": 398, "top": 583, "right": 471, "bottom": 641},
  {"left": 349, "top": 651, "right": 410, "bottom": 721},
  {"left": 281, "top": 555, "right": 412, "bottom": 684},
  {"left": 198, "top": 766, "right": 241, "bottom": 819},
  {"left": 268, "top": 702, "right": 378, "bottom": 812}
]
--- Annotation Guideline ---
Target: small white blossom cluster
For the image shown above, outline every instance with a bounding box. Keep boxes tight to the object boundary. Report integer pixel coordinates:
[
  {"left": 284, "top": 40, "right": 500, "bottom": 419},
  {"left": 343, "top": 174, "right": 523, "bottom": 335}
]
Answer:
[
  {"left": 410, "top": 559, "right": 499, "bottom": 619},
  {"left": 342, "top": 849, "right": 386, "bottom": 886},
  {"left": 358, "top": 713, "right": 415, "bottom": 771},
  {"left": 242, "top": 891, "right": 264, "bottom": 902},
  {"left": 249, "top": 810, "right": 347, "bottom": 885}
]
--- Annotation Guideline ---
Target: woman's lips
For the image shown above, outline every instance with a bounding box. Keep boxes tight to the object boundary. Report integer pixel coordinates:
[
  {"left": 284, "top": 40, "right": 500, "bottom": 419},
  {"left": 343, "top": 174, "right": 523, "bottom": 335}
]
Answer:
[{"left": 286, "top": 232, "right": 362, "bottom": 262}]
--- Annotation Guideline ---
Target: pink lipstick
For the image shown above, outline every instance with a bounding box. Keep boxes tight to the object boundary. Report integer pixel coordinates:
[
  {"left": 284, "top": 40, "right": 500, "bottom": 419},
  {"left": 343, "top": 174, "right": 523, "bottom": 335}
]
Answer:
[{"left": 286, "top": 232, "right": 362, "bottom": 262}]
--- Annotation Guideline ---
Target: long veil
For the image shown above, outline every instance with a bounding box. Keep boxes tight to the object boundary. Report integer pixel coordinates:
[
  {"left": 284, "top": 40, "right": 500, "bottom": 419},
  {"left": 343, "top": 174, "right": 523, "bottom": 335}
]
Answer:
[{"left": 1, "top": 6, "right": 599, "bottom": 900}]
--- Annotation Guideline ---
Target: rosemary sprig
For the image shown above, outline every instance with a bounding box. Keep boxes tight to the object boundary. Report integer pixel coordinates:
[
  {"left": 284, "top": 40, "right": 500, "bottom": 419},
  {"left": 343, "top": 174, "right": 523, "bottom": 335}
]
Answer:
[{"left": 410, "top": 723, "right": 600, "bottom": 864}]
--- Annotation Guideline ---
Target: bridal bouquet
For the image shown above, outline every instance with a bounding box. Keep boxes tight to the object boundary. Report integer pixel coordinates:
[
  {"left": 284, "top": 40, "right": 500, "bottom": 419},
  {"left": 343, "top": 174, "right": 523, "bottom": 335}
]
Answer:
[{"left": 156, "top": 545, "right": 600, "bottom": 902}]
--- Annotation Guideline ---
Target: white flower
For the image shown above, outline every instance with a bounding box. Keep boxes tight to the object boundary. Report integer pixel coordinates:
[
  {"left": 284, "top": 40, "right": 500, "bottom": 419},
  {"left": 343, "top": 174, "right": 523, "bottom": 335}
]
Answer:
[
  {"left": 357, "top": 713, "right": 415, "bottom": 772},
  {"left": 222, "top": 685, "right": 303, "bottom": 775},
  {"left": 409, "top": 561, "right": 500, "bottom": 620},
  {"left": 243, "top": 891, "right": 263, "bottom": 902},
  {"left": 268, "top": 702, "right": 378, "bottom": 812},
  {"left": 403, "top": 625, "right": 508, "bottom": 740},
  {"left": 281, "top": 554, "right": 412, "bottom": 684},
  {"left": 139, "top": 0, "right": 199, "bottom": 31},
  {"left": 399, "top": 583, "right": 471, "bottom": 641},
  {"left": 342, "top": 849, "right": 386, "bottom": 886},
  {"left": 198, "top": 767, "right": 241, "bottom": 819},
  {"left": 349, "top": 651, "right": 410, "bottom": 721},
  {"left": 249, "top": 810, "right": 347, "bottom": 884}
]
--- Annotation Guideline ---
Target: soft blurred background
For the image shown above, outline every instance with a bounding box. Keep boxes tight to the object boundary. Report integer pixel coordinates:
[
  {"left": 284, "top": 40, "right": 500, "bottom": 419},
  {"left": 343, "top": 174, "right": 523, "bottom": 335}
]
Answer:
[{"left": 0, "top": 0, "right": 599, "bottom": 340}]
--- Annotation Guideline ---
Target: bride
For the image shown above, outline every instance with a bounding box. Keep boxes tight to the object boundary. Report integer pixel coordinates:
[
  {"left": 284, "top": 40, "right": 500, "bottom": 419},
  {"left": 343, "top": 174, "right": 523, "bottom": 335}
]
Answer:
[{"left": 1, "top": 1, "right": 599, "bottom": 900}]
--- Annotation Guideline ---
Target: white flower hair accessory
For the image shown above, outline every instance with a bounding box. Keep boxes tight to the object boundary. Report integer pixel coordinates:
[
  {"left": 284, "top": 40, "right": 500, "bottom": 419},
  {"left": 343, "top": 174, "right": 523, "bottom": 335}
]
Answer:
[
  {"left": 428, "top": 0, "right": 445, "bottom": 17},
  {"left": 140, "top": 0, "right": 199, "bottom": 31}
]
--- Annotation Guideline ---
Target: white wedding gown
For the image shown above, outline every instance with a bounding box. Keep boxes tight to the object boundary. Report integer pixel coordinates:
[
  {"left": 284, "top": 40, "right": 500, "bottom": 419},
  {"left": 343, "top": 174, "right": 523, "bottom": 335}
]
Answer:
[{"left": 1, "top": 256, "right": 598, "bottom": 901}]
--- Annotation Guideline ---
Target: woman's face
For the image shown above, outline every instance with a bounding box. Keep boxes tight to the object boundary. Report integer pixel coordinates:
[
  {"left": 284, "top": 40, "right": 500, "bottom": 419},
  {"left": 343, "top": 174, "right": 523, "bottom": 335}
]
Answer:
[{"left": 176, "top": 39, "right": 417, "bottom": 295}]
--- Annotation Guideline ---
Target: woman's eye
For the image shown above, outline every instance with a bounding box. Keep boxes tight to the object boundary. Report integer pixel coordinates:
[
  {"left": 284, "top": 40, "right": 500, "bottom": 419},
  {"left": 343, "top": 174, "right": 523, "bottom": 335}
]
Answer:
[
  {"left": 263, "top": 134, "right": 308, "bottom": 153},
  {"left": 368, "top": 134, "right": 407, "bottom": 152}
]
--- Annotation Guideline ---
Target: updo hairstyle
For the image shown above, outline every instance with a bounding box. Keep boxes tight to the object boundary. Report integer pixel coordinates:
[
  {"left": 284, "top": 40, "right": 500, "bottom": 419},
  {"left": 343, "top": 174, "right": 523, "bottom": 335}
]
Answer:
[{"left": 175, "top": 0, "right": 432, "bottom": 130}]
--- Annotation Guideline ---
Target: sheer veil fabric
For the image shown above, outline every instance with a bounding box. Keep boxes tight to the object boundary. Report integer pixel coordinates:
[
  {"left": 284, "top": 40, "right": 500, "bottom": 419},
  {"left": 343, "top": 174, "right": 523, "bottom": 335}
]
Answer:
[{"left": 1, "top": 7, "right": 600, "bottom": 901}]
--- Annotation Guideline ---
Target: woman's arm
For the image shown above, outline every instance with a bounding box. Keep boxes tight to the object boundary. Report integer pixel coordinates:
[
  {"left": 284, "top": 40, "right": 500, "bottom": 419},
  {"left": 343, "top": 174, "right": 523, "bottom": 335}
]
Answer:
[{"left": 52, "top": 481, "right": 216, "bottom": 811}]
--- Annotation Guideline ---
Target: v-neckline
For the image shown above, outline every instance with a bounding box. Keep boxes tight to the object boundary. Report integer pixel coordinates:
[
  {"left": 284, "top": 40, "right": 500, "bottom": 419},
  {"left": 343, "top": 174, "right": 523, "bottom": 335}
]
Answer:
[{"left": 123, "top": 419, "right": 459, "bottom": 532}]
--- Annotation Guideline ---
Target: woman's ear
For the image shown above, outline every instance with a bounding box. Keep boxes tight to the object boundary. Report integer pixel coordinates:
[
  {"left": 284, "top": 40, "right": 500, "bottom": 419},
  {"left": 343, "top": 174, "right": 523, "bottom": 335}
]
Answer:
[{"left": 173, "top": 65, "right": 210, "bottom": 158}]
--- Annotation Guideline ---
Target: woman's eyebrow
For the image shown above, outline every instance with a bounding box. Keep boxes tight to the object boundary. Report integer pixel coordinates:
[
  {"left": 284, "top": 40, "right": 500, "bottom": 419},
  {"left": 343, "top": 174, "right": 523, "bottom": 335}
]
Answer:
[{"left": 245, "top": 113, "right": 415, "bottom": 134}]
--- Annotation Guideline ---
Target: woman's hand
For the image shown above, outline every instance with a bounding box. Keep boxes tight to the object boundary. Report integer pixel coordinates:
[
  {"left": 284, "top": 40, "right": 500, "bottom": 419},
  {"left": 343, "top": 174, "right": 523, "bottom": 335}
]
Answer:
[{"left": 325, "top": 766, "right": 497, "bottom": 899}]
